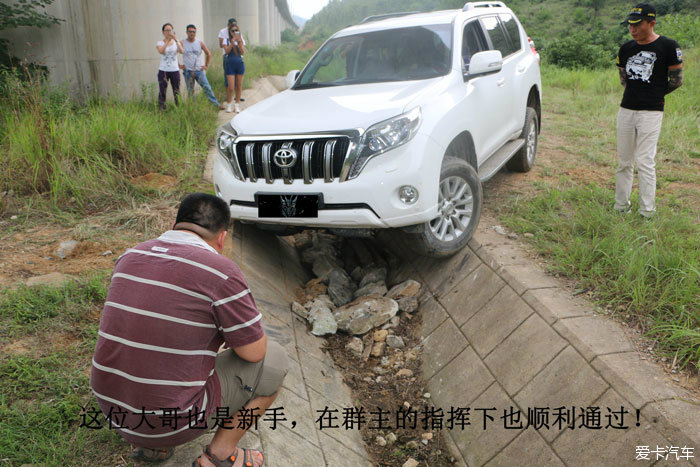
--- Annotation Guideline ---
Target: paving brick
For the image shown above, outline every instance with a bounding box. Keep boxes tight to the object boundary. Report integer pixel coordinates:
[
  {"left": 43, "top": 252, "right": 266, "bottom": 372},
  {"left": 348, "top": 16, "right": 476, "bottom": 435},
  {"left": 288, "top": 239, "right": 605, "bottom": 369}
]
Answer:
[
  {"left": 260, "top": 424, "right": 326, "bottom": 467},
  {"left": 485, "top": 314, "right": 567, "bottom": 396},
  {"left": 643, "top": 399, "right": 700, "bottom": 455},
  {"left": 473, "top": 228, "right": 529, "bottom": 268},
  {"left": 419, "top": 296, "right": 449, "bottom": 337},
  {"left": 421, "top": 318, "right": 468, "bottom": 380},
  {"left": 306, "top": 387, "right": 368, "bottom": 458},
  {"left": 515, "top": 346, "right": 609, "bottom": 442},
  {"left": 260, "top": 387, "right": 318, "bottom": 446},
  {"left": 553, "top": 315, "right": 634, "bottom": 362},
  {"left": 282, "top": 357, "right": 308, "bottom": 401},
  {"left": 292, "top": 315, "right": 333, "bottom": 363},
  {"left": 439, "top": 264, "right": 506, "bottom": 327},
  {"left": 522, "top": 288, "right": 595, "bottom": 325},
  {"left": 591, "top": 352, "right": 681, "bottom": 409},
  {"left": 462, "top": 286, "right": 534, "bottom": 358},
  {"left": 301, "top": 353, "right": 354, "bottom": 408},
  {"left": 499, "top": 264, "right": 559, "bottom": 296},
  {"left": 450, "top": 382, "right": 521, "bottom": 467},
  {"left": 552, "top": 388, "right": 668, "bottom": 467},
  {"left": 429, "top": 347, "right": 495, "bottom": 410},
  {"left": 319, "top": 431, "right": 373, "bottom": 467},
  {"left": 442, "top": 430, "right": 469, "bottom": 467},
  {"left": 483, "top": 429, "right": 565, "bottom": 467},
  {"left": 415, "top": 248, "right": 481, "bottom": 294}
]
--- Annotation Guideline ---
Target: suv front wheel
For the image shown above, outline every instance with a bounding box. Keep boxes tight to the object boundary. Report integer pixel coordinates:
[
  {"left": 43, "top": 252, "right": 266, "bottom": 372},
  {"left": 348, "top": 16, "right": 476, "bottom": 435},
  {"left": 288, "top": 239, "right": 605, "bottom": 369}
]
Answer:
[{"left": 407, "top": 157, "right": 482, "bottom": 257}]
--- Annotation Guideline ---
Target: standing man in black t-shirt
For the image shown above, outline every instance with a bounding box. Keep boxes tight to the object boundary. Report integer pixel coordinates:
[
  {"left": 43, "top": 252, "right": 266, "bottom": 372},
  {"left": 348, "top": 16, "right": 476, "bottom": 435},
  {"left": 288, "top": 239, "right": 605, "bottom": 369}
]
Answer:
[{"left": 615, "top": 3, "right": 683, "bottom": 218}]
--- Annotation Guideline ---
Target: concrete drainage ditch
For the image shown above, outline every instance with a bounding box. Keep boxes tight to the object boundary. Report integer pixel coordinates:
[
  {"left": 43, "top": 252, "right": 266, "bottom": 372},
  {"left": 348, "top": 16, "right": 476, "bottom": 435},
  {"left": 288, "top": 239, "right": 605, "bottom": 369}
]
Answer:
[{"left": 176, "top": 75, "right": 700, "bottom": 467}]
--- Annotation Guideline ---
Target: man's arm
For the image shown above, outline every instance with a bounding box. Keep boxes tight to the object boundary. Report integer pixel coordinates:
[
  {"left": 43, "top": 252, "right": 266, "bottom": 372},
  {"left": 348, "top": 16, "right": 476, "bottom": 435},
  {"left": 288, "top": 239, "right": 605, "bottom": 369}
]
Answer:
[
  {"left": 233, "top": 334, "right": 267, "bottom": 362},
  {"left": 201, "top": 40, "right": 211, "bottom": 69},
  {"left": 618, "top": 67, "right": 627, "bottom": 87},
  {"left": 666, "top": 64, "right": 683, "bottom": 94}
]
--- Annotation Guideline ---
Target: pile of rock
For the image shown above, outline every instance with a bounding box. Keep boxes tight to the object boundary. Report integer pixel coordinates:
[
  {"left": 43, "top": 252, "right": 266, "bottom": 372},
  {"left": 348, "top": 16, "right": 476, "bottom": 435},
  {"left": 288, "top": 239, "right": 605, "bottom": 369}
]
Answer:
[{"left": 290, "top": 231, "right": 421, "bottom": 338}]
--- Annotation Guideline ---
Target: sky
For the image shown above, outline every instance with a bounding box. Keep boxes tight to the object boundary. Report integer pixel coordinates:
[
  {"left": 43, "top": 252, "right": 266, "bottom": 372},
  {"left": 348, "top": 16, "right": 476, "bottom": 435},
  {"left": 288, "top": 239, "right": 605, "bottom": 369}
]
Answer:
[{"left": 287, "top": 0, "right": 331, "bottom": 19}]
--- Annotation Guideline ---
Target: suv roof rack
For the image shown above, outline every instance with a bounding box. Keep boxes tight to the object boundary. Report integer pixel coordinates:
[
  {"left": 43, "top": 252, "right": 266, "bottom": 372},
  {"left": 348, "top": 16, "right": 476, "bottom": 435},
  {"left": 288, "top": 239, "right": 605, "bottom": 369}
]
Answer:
[
  {"left": 463, "top": 1, "right": 506, "bottom": 11},
  {"left": 359, "top": 11, "right": 421, "bottom": 24}
]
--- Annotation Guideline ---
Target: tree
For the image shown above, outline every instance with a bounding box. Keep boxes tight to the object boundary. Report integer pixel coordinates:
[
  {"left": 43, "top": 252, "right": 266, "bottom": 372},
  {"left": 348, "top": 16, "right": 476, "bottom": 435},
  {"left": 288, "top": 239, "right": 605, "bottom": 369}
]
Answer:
[{"left": 0, "top": 0, "right": 62, "bottom": 30}]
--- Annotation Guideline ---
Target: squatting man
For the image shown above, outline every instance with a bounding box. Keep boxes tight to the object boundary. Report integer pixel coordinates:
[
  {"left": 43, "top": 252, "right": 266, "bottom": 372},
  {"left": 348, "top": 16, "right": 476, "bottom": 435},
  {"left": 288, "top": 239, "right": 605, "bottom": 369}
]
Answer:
[{"left": 91, "top": 193, "right": 287, "bottom": 467}]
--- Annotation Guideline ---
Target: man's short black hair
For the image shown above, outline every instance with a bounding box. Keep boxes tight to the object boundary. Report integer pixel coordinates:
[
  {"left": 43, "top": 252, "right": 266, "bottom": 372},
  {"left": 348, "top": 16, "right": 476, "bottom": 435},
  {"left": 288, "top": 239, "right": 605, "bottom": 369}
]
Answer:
[
  {"left": 175, "top": 193, "right": 230, "bottom": 234},
  {"left": 228, "top": 18, "right": 237, "bottom": 24},
  {"left": 186, "top": 24, "right": 196, "bottom": 31}
]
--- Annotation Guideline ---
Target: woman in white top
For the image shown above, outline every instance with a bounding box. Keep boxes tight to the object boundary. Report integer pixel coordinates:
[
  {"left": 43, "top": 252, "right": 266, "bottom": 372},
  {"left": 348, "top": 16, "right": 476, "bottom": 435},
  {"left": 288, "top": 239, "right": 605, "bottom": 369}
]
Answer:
[{"left": 156, "top": 23, "right": 184, "bottom": 110}]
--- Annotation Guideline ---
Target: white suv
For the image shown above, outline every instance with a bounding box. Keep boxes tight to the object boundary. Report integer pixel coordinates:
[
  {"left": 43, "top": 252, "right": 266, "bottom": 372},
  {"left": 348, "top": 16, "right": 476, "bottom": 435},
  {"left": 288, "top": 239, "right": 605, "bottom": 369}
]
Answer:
[{"left": 214, "top": 1, "right": 541, "bottom": 257}]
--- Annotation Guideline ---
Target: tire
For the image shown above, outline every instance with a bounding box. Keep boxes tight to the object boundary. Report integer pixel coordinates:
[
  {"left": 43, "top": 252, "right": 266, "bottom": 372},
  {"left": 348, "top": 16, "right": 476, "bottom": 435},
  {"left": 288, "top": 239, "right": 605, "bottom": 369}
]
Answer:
[
  {"left": 405, "top": 157, "right": 483, "bottom": 258},
  {"left": 506, "top": 107, "right": 538, "bottom": 172}
]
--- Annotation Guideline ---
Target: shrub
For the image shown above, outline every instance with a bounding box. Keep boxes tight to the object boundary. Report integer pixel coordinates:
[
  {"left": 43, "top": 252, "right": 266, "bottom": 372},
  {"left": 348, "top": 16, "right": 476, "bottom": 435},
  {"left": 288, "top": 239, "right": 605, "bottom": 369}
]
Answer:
[{"left": 542, "top": 33, "right": 612, "bottom": 69}]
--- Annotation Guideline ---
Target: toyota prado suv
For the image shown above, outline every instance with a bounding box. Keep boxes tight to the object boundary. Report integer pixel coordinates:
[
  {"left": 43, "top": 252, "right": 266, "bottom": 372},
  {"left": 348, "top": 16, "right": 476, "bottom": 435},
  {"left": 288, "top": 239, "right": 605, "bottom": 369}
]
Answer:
[{"left": 214, "top": 1, "right": 541, "bottom": 257}]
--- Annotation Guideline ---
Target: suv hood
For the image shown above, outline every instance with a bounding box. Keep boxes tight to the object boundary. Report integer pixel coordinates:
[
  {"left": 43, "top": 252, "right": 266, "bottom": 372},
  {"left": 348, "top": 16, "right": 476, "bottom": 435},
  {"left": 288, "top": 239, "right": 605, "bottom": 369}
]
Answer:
[{"left": 230, "top": 79, "right": 444, "bottom": 135}]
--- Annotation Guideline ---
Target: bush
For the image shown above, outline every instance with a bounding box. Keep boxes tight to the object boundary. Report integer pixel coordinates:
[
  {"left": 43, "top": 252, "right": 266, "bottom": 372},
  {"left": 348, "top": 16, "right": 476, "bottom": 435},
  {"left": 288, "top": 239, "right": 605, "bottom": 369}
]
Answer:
[
  {"left": 542, "top": 33, "right": 612, "bottom": 69},
  {"left": 656, "top": 14, "right": 700, "bottom": 48}
]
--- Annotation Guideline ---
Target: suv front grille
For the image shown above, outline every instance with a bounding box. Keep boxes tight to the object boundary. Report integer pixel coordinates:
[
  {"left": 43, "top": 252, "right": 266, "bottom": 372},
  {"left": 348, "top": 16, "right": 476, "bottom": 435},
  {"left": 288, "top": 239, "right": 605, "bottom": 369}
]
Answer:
[{"left": 234, "top": 137, "right": 352, "bottom": 184}]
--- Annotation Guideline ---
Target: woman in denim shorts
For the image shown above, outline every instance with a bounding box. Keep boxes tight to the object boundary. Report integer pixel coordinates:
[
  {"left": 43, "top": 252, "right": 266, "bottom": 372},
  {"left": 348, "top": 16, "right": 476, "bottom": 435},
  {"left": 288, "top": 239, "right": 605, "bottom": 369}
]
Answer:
[{"left": 223, "top": 23, "right": 245, "bottom": 113}]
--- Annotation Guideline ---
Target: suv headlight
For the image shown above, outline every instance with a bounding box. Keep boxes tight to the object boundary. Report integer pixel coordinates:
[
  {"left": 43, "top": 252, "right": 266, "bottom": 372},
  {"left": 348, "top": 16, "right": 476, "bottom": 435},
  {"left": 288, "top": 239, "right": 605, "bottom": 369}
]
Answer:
[
  {"left": 349, "top": 107, "right": 422, "bottom": 179},
  {"left": 215, "top": 124, "right": 242, "bottom": 180}
]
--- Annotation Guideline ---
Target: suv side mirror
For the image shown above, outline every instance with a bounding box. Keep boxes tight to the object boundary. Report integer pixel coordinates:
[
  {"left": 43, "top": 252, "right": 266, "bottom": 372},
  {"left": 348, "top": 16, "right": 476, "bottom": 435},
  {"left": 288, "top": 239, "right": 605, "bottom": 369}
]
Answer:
[
  {"left": 465, "top": 50, "right": 503, "bottom": 79},
  {"left": 285, "top": 70, "right": 300, "bottom": 89}
]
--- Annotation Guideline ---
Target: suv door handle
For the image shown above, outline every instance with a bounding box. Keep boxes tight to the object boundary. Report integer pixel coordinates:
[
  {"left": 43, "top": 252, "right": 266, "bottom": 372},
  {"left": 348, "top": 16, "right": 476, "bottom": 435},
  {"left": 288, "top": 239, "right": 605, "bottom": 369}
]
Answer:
[
  {"left": 517, "top": 65, "right": 526, "bottom": 73},
  {"left": 496, "top": 78, "right": 505, "bottom": 87}
]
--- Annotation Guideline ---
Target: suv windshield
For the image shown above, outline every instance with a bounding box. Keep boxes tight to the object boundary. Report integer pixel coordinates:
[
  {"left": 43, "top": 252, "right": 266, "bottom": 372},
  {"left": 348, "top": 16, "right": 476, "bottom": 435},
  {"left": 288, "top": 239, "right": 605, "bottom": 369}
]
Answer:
[{"left": 294, "top": 24, "right": 453, "bottom": 89}]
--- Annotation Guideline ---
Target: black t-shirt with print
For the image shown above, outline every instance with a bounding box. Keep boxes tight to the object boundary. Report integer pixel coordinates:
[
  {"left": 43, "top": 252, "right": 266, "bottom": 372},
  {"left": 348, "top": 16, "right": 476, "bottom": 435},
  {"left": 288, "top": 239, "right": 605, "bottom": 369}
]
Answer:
[{"left": 616, "top": 35, "right": 683, "bottom": 111}]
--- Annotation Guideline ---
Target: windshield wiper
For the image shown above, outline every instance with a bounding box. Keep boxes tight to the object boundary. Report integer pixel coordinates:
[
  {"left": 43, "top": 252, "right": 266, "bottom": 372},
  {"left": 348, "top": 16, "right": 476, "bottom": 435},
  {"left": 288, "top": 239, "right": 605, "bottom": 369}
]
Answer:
[{"left": 293, "top": 82, "right": 341, "bottom": 90}]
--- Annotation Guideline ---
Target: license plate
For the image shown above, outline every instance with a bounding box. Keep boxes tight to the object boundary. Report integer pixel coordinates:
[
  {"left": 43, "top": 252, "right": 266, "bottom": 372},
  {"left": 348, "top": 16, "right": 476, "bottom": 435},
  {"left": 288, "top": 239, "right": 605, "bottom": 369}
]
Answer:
[{"left": 257, "top": 194, "right": 319, "bottom": 218}]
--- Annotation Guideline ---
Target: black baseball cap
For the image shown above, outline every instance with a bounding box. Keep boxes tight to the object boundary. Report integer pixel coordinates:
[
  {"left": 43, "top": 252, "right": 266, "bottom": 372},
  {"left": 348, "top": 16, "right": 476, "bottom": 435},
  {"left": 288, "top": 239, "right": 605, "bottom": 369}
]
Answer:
[
  {"left": 621, "top": 3, "right": 656, "bottom": 25},
  {"left": 228, "top": 18, "right": 237, "bottom": 24}
]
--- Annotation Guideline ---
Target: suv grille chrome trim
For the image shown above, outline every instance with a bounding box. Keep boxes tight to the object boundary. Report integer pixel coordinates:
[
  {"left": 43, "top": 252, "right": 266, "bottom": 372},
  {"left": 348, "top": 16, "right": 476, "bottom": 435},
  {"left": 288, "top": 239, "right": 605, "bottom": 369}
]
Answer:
[{"left": 233, "top": 136, "right": 352, "bottom": 184}]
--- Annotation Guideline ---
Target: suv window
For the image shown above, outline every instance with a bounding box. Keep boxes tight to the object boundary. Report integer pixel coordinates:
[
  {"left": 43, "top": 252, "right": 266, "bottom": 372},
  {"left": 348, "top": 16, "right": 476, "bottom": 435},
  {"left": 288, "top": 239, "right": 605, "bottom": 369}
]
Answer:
[
  {"left": 500, "top": 14, "right": 522, "bottom": 53},
  {"left": 480, "top": 16, "right": 515, "bottom": 57},
  {"left": 462, "top": 20, "right": 488, "bottom": 67}
]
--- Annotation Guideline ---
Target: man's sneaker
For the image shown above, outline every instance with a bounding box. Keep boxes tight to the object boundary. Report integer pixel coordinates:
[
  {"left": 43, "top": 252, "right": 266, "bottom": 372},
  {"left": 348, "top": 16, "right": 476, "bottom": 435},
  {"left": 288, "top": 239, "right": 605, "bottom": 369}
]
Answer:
[
  {"left": 226, "top": 103, "right": 233, "bottom": 113},
  {"left": 234, "top": 103, "right": 241, "bottom": 113},
  {"left": 640, "top": 210, "right": 655, "bottom": 219}
]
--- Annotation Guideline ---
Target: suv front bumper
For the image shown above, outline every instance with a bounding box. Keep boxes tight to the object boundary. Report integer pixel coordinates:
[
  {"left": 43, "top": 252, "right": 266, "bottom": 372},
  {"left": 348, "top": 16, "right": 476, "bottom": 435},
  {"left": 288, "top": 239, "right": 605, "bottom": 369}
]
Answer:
[{"left": 213, "top": 132, "right": 443, "bottom": 229}]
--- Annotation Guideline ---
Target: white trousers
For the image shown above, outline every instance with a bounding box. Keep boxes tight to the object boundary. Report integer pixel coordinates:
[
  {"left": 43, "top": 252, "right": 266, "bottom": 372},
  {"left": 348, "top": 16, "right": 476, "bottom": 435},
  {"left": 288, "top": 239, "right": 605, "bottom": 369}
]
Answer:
[{"left": 615, "top": 107, "right": 664, "bottom": 216}]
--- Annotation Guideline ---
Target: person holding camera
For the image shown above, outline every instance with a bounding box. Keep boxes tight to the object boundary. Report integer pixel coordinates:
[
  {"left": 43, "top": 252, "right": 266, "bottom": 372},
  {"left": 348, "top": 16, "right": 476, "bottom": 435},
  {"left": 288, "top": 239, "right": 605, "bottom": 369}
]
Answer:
[
  {"left": 222, "top": 23, "right": 245, "bottom": 113},
  {"left": 156, "top": 23, "right": 184, "bottom": 110}
]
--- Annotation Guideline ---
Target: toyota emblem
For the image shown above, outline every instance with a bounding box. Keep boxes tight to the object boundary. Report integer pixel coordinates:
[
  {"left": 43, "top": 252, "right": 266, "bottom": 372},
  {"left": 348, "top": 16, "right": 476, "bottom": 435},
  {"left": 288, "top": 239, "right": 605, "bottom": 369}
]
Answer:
[{"left": 273, "top": 148, "right": 298, "bottom": 168}]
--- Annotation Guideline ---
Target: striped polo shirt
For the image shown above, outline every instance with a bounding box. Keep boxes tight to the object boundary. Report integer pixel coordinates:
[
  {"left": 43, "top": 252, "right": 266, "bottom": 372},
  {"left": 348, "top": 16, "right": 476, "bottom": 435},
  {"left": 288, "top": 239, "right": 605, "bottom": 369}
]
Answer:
[{"left": 90, "top": 230, "right": 264, "bottom": 448}]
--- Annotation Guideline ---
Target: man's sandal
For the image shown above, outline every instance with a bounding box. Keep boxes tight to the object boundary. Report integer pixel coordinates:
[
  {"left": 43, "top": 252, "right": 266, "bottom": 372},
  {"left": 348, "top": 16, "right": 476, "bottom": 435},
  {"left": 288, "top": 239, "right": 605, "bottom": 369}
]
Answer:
[
  {"left": 130, "top": 446, "right": 174, "bottom": 462},
  {"left": 192, "top": 445, "right": 264, "bottom": 467}
]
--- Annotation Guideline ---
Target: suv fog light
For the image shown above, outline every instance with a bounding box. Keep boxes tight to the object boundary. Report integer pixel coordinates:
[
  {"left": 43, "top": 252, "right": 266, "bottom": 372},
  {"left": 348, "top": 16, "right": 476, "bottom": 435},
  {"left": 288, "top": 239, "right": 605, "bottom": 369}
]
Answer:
[{"left": 399, "top": 185, "right": 419, "bottom": 205}]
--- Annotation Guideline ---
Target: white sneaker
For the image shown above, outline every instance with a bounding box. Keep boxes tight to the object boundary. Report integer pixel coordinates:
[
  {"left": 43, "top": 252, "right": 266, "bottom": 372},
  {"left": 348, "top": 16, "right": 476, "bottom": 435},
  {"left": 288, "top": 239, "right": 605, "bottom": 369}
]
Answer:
[
  {"left": 234, "top": 103, "right": 241, "bottom": 113},
  {"left": 225, "top": 103, "right": 233, "bottom": 113}
]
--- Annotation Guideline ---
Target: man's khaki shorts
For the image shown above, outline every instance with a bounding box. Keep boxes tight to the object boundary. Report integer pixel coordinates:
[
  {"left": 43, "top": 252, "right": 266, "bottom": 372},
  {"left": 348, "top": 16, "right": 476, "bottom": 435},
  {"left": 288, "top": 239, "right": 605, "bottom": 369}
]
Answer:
[{"left": 210, "top": 340, "right": 288, "bottom": 422}]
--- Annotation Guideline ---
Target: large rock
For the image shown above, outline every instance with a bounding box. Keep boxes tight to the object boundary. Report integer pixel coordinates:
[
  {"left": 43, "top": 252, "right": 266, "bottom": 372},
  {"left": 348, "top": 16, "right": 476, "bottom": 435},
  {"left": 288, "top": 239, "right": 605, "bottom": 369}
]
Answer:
[
  {"left": 312, "top": 256, "right": 337, "bottom": 281},
  {"left": 301, "top": 246, "right": 336, "bottom": 266},
  {"left": 353, "top": 281, "right": 387, "bottom": 299},
  {"left": 386, "top": 279, "right": 421, "bottom": 300},
  {"left": 26, "top": 272, "right": 75, "bottom": 288},
  {"left": 358, "top": 267, "right": 388, "bottom": 289},
  {"left": 307, "top": 300, "right": 337, "bottom": 336},
  {"left": 398, "top": 296, "right": 419, "bottom": 313},
  {"left": 305, "top": 294, "right": 335, "bottom": 312},
  {"left": 333, "top": 296, "right": 399, "bottom": 335},
  {"left": 56, "top": 240, "right": 78, "bottom": 259},
  {"left": 327, "top": 268, "right": 357, "bottom": 307},
  {"left": 291, "top": 301, "right": 308, "bottom": 319}
]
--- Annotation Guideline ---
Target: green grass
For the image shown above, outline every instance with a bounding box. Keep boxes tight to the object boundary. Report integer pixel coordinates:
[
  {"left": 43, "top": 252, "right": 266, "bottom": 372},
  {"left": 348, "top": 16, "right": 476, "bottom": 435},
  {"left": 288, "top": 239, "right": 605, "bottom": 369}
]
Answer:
[
  {"left": 500, "top": 48, "right": 700, "bottom": 370},
  {"left": 0, "top": 71, "right": 219, "bottom": 215},
  {"left": 0, "top": 273, "right": 126, "bottom": 465}
]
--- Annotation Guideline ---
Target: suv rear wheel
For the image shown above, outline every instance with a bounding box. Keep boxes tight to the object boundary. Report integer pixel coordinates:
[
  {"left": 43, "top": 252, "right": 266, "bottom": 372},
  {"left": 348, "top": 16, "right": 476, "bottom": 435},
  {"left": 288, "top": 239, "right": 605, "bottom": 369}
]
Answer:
[
  {"left": 406, "top": 157, "right": 482, "bottom": 257},
  {"left": 506, "top": 107, "right": 538, "bottom": 172}
]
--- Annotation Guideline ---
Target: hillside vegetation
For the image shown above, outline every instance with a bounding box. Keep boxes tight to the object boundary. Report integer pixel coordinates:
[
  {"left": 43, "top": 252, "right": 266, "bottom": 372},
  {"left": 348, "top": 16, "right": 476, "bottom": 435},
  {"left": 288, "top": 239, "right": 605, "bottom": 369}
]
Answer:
[{"left": 298, "top": 0, "right": 699, "bottom": 67}]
